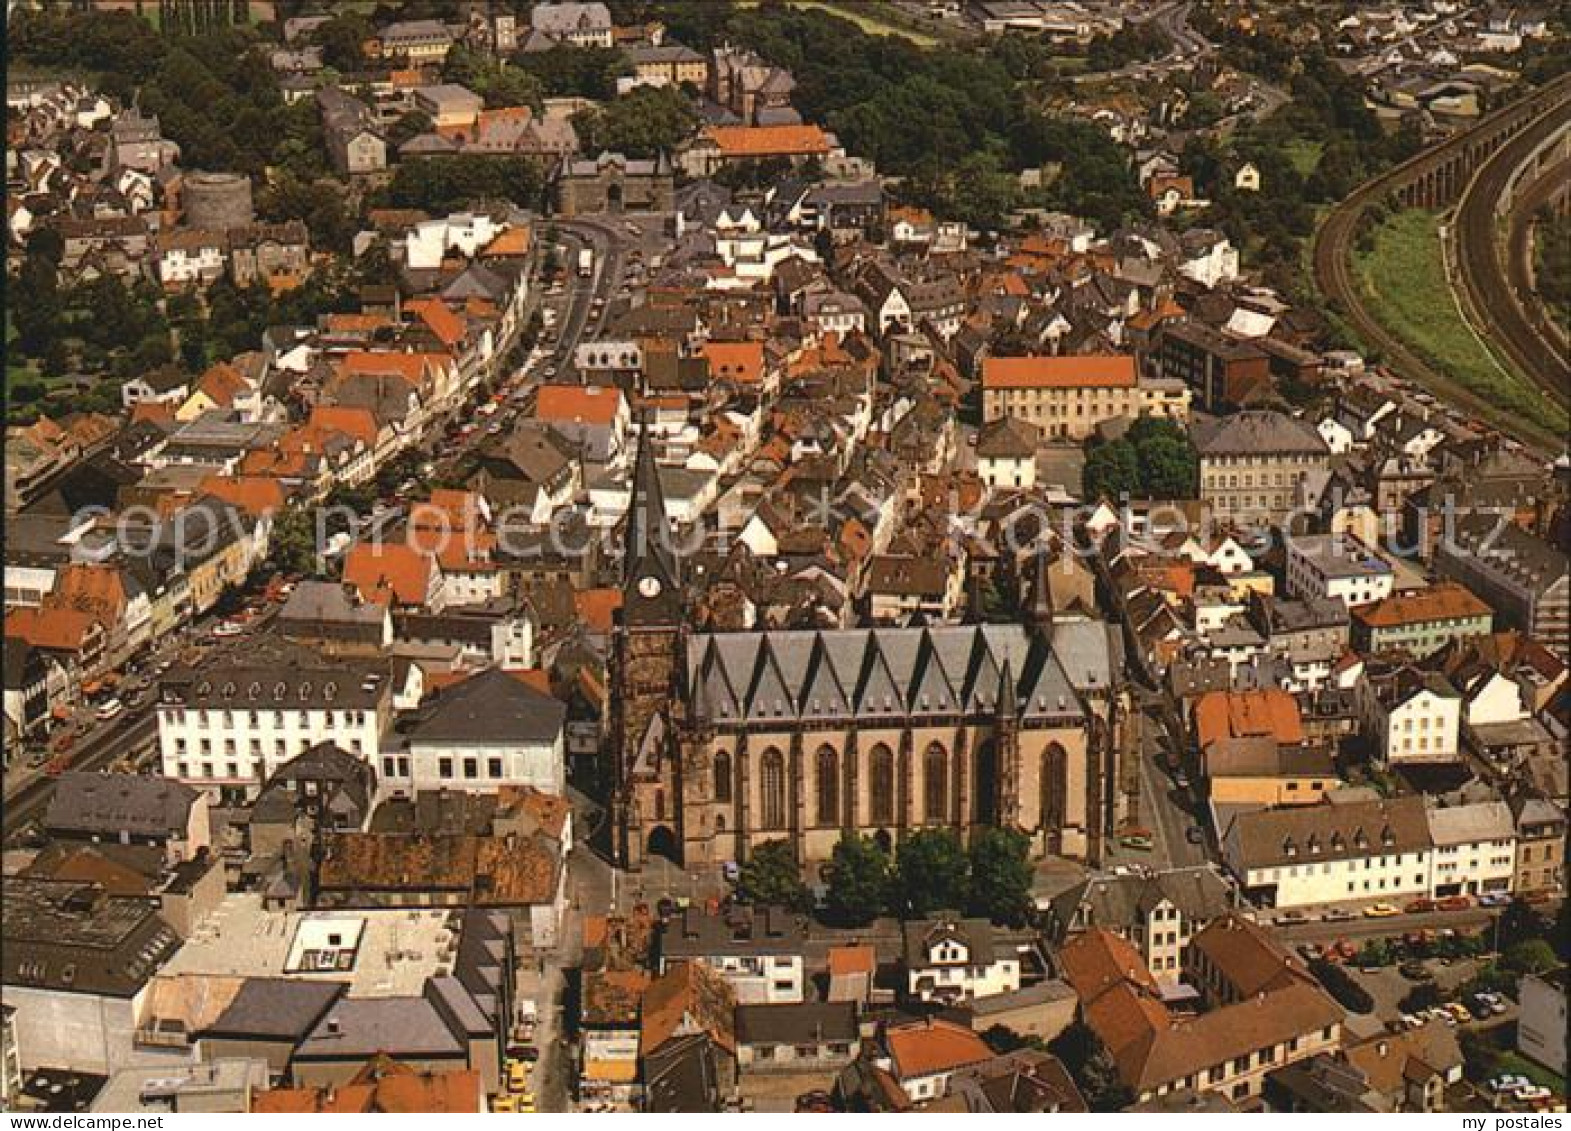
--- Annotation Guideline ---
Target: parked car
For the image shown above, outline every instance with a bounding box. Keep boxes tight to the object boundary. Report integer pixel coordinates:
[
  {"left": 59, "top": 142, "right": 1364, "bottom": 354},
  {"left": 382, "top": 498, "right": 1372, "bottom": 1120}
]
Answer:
[
  {"left": 795, "top": 1091, "right": 836, "bottom": 1114},
  {"left": 1399, "top": 961, "right": 1433, "bottom": 981},
  {"left": 1119, "top": 833, "right": 1154, "bottom": 851},
  {"left": 1322, "top": 908, "right": 1357, "bottom": 923},
  {"left": 1276, "top": 909, "right": 1310, "bottom": 924},
  {"left": 1399, "top": 1013, "right": 1422, "bottom": 1030},
  {"left": 1437, "top": 895, "right": 1473, "bottom": 911},
  {"left": 95, "top": 698, "right": 125, "bottom": 721},
  {"left": 507, "top": 1060, "right": 530, "bottom": 1092},
  {"left": 1514, "top": 1085, "right": 1552, "bottom": 1103},
  {"left": 1491, "top": 1075, "right": 1531, "bottom": 1093},
  {"left": 1478, "top": 892, "right": 1511, "bottom": 907},
  {"left": 1404, "top": 898, "right": 1437, "bottom": 914},
  {"left": 1363, "top": 903, "right": 1401, "bottom": 918},
  {"left": 212, "top": 620, "right": 245, "bottom": 638}
]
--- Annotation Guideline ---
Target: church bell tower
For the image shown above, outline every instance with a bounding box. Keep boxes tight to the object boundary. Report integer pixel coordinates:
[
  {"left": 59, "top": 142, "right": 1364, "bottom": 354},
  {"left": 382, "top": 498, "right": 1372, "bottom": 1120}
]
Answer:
[{"left": 610, "top": 417, "right": 686, "bottom": 869}]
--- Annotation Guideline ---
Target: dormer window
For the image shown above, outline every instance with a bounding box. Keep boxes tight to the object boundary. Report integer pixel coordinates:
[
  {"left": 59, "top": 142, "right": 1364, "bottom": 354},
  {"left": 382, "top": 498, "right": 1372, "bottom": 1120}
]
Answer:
[
  {"left": 1283, "top": 837, "right": 1297, "bottom": 858},
  {"left": 1307, "top": 835, "right": 1321, "bottom": 854}
]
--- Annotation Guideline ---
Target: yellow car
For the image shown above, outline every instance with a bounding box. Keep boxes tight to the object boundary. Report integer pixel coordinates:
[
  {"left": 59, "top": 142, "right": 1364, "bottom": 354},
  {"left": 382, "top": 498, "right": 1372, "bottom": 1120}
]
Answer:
[
  {"left": 493, "top": 1095, "right": 518, "bottom": 1113},
  {"left": 517, "top": 1095, "right": 537, "bottom": 1113},
  {"left": 1363, "top": 903, "right": 1401, "bottom": 918},
  {"left": 508, "top": 1060, "right": 530, "bottom": 1092}
]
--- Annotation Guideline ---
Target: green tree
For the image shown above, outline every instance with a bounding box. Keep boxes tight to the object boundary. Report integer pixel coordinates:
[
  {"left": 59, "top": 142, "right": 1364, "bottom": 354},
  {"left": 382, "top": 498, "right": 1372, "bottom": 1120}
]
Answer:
[
  {"left": 1309, "top": 958, "right": 1375, "bottom": 1013},
  {"left": 268, "top": 505, "right": 320, "bottom": 577},
  {"left": 735, "top": 839, "right": 811, "bottom": 912},
  {"left": 11, "top": 254, "right": 64, "bottom": 355},
  {"left": 516, "top": 43, "right": 630, "bottom": 100},
  {"left": 1132, "top": 429, "right": 1196, "bottom": 498},
  {"left": 1399, "top": 982, "right": 1444, "bottom": 1014},
  {"left": 384, "top": 154, "right": 546, "bottom": 213},
  {"left": 822, "top": 833, "right": 892, "bottom": 927},
  {"left": 1049, "top": 1021, "right": 1132, "bottom": 1112},
  {"left": 1502, "top": 938, "right": 1558, "bottom": 976},
  {"left": 1082, "top": 438, "right": 1140, "bottom": 502},
  {"left": 966, "top": 827, "right": 1033, "bottom": 926},
  {"left": 1497, "top": 899, "right": 1550, "bottom": 951},
  {"left": 574, "top": 85, "right": 697, "bottom": 159},
  {"left": 444, "top": 43, "right": 544, "bottom": 110},
  {"left": 894, "top": 829, "right": 970, "bottom": 918},
  {"left": 981, "top": 1024, "right": 1045, "bottom": 1054},
  {"left": 312, "top": 13, "right": 372, "bottom": 72},
  {"left": 388, "top": 109, "right": 436, "bottom": 150}
]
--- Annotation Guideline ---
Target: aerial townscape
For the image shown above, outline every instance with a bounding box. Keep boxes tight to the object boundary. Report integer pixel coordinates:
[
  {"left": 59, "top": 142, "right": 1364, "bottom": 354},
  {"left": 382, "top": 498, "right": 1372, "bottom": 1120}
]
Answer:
[{"left": 2, "top": 0, "right": 1568, "bottom": 1118}]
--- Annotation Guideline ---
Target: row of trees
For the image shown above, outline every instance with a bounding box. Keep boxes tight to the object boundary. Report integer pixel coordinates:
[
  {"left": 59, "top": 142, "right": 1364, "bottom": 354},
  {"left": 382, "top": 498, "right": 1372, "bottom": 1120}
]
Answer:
[{"left": 735, "top": 827, "right": 1036, "bottom": 928}]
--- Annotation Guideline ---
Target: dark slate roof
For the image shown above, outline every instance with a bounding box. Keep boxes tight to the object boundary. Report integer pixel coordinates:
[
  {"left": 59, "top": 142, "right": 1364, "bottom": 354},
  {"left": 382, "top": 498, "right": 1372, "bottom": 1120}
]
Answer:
[
  {"left": 1191, "top": 410, "right": 1329, "bottom": 457},
  {"left": 662, "top": 905, "right": 807, "bottom": 959},
  {"left": 1049, "top": 865, "right": 1235, "bottom": 940},
  {"left": 902, "top": 918, "right": 999, "bottom": 967},
  {"left": 735, "top": 1001, "right": 858, "bottom": 1046},
  {"left": 2, "top": 877, "right": 179, "bottom": 997},
  {"left": 201, "top": 977, "right": 344, "bottom": 1041},
  {"left": 295, "top": 996, "right": 465, "bottom": 1061},
  {"left": 45, "top": 773, "right": 200, "bottom": 839},
  {"left": 685, "top": 624, "right": 1093, "bottom": 725},
  {"left": 406, "top": 667, "right": 566, "bottom": 746}
]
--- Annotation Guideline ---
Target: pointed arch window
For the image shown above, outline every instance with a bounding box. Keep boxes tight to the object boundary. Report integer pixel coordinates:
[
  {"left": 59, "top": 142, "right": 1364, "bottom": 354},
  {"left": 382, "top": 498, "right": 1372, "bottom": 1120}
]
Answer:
[
  {"left": 870, "top": 744, "right": 895, "bottom": 826},
  {"left": 1042, "top": 743, "right": 1068, "bottom": 831},
  {"left": 816, "top": 745, "right": 840, "bottom": 826},
  {"left": 924, "top": 743, "right": 949, "bottom": 824},
  {"left": 713, "top": 751, "right": 732, "bottom": 804},
  {"left": 759, "top": 748, "right": 787, "bottom": 831}
]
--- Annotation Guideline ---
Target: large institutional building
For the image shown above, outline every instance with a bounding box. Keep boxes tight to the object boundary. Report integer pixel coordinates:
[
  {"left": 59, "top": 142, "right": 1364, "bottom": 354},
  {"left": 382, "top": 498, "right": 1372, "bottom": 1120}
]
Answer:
[{"left": 610, "top": 432, "right": 1124, "bottom": 870}]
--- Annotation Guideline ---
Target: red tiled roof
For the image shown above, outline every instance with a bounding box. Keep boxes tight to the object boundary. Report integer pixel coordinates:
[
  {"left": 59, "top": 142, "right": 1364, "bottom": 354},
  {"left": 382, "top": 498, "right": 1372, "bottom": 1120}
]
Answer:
[
  {"left": 701, "top": 340, "right": 764, "bottom": 385},
  {"left": 1354, "top": 582, "right": 1492, "bottom": 630},
  {"left": 342, "top": 542, "right": 434, "bottom": 608},
  {"left": 704, "top": 123, "right": 831, "bottom": 158},
  {"left": 406, "top": 299, "right": 467, "bottom": 349},
  {"left": 534, "top": 384, "right": 624, "bottom": 426},
  {"left": 194, "top": 361, "right": 249, "bottom": 407},
  {"left": 1194, "top": 688, "right": 1305, "bottom": 748},
  {"left": 196, "top": 474, "right": 286, "bottom": 518},
  {"left": 308, "top": 404, "right": 380, "bottom": 448},
  {"left": 981, "top": 355, "right": 1136, "bottom": 389},
  {"left": 884, "top": 1018, "right": 993, "bottom": 1081},
  {"left": 574, "top": 588, "right": 622, "bottom": 633},
  {"left": 6, "top": 606, "right": 101, "bottom": 653}
]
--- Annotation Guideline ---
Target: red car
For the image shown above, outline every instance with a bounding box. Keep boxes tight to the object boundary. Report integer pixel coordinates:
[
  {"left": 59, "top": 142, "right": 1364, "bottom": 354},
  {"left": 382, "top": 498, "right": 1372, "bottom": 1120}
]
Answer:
[
  {"left": 1405, "top": 898, "right": 1437, "bottom": 914},
  {"left": 1437, "top": 895, "right": 1472, "bottom": 912}
]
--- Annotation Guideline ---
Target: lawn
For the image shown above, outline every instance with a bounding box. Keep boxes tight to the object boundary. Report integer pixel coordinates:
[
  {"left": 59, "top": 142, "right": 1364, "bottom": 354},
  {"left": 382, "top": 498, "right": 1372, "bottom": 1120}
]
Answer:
[
  {"left": 1353, "top": 207, "right": 1568, "bottom": 438},
  {"left": 736, "top": 0, "right": 940, "bottom": 46},
  {"left": 1492, "top": 1051, "right": 1567, "bottom": 1095},
  {"left": 1283, "top": 138, "right": 1324, "bottom": 178}
]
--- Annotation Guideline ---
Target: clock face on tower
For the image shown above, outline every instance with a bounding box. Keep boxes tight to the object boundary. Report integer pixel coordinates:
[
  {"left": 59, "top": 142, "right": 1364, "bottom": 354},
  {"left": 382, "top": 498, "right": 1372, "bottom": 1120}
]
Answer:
[{"left": 638, "top": 575, "right": 663, "bottom": 599}]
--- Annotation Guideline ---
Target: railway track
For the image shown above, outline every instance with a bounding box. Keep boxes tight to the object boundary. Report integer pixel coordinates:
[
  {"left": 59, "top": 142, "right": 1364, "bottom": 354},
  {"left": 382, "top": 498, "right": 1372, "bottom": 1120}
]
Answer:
[
  {"left": 1311, "top": 73, "right": 1571, "bottom": 453},
  {"left": 1452, "top": 93, "right": 1571, "bottom": 405},
  {"left": 1505, "top": 156, "right": 1571, "bottom": 361}
]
